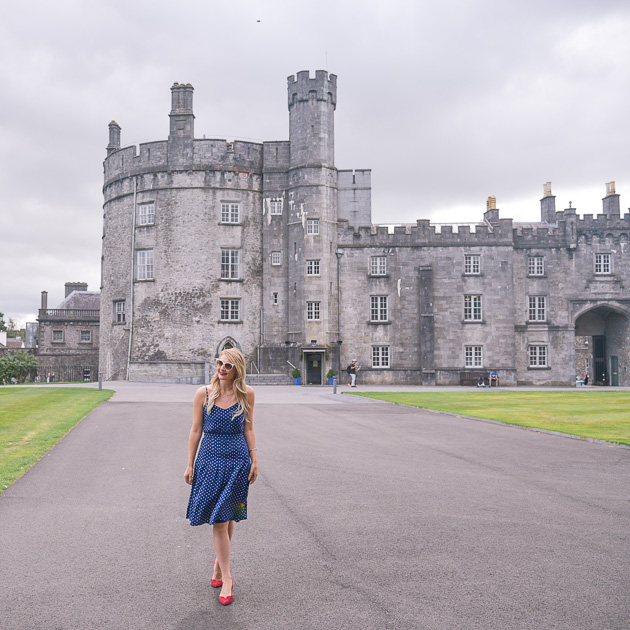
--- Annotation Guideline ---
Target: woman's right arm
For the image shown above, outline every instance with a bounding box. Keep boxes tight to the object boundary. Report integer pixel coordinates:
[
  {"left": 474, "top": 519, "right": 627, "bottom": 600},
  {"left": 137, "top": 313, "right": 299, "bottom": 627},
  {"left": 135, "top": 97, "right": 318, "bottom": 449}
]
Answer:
[{"left": 184, "top": 387, "right": 206, "bottom": 484}]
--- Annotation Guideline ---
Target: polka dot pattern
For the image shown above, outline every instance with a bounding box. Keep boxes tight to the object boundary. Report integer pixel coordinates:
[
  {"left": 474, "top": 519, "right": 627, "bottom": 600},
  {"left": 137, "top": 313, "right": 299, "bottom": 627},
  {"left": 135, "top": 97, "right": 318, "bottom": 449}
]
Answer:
[{"left": 186, "top": 393, "right": 250, "bottom": 526}]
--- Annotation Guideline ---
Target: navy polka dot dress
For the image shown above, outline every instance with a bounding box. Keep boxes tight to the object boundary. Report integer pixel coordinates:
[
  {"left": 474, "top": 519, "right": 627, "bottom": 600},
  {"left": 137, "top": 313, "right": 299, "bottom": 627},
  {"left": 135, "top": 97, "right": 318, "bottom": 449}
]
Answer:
[{"left": 186, "top": 389, "right": 251, "bottom": 526}]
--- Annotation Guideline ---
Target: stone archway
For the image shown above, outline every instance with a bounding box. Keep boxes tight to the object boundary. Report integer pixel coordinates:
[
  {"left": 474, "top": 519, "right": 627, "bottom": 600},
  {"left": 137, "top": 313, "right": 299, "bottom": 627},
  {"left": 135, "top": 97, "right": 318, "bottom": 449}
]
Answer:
[
  {"left": 574, "top": 302, "right": 630, "bottom": 386},
  {"left": 216, "top": 336, "right": 241, "bottom": 358}
]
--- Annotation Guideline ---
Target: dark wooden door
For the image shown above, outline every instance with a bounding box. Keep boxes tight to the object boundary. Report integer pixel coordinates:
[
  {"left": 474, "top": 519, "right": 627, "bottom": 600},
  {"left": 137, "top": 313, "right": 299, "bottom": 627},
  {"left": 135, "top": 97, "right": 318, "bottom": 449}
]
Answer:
[{"left": 306, "top": 353, "right": 323, "bottom": 385}]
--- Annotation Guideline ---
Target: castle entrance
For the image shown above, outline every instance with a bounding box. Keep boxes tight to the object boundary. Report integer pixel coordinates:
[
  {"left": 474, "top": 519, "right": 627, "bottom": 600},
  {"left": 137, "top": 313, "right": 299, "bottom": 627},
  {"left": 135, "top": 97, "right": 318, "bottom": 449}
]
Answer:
[{"left": 574, "top": 303, "right": 629, "bottom": 386}]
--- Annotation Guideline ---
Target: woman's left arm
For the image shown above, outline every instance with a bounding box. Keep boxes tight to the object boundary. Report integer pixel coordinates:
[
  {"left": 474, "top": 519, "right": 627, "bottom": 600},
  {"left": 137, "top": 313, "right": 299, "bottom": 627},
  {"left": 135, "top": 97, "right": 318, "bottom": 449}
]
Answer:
[{"left": 244, "top": 386, "right": 258, "bottom": 484}]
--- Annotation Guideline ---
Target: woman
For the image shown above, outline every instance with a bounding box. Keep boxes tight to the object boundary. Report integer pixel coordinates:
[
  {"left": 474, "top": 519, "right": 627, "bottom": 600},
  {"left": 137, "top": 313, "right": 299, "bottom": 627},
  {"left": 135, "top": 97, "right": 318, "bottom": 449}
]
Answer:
[{"left": 185, "top": 347, "right": 258, "bottom": 605}]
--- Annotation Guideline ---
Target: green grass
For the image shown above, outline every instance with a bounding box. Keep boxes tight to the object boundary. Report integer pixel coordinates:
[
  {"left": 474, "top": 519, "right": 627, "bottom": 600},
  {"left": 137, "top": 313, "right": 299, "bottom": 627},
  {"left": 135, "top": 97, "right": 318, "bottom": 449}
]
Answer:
[
  {"left": 348, "top": 391, "right": 630, "bottom": 446},
  {"left": 0, "top": 388, "right": 114, "bottom": 491}
]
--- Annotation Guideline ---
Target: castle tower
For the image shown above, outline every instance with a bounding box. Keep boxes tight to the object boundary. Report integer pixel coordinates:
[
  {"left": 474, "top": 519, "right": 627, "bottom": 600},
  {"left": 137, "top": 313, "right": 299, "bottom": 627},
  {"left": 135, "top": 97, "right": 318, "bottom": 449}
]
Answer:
[
  {"left": 168, "top": 82, "right": 195, "bottom": 168},
  {"left": 284, "top": 71, "right": 340, "bottom": 380}
]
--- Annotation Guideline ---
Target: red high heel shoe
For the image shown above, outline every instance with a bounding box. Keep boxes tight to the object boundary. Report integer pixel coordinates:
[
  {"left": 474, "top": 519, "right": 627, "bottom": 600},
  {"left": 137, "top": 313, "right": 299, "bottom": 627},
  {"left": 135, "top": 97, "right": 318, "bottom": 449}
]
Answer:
[
  {"left": 219, "top": 579, "right": 234, "bottom": 606},
  {"left": 211, "top": 559, "right": 223, "bottom": 588}
]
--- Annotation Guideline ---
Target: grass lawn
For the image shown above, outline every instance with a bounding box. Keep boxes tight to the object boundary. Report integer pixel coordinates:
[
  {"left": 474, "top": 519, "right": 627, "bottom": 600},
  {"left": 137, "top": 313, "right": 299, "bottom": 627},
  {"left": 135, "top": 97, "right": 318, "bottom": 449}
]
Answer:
[
  {"left": 0, "top": 387, "right": 114, "bottom": 491},
  {"left": 348, "top": 391, "right": 630, "bottom": 446}
]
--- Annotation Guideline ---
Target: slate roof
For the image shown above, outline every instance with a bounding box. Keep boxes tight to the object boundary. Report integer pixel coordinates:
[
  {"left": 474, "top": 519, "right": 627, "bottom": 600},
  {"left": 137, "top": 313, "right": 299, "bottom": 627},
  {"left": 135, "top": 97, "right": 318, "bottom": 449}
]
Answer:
[{"left": 56, "top": 291, "right": 101, "bottom": 310}]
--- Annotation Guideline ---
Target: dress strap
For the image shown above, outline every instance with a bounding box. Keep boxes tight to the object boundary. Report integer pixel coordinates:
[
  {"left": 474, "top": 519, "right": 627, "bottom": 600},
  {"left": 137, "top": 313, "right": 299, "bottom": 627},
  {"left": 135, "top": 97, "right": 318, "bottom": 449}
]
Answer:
[{"left": 205, "top": 386, "right": 209, "bottom": 404}]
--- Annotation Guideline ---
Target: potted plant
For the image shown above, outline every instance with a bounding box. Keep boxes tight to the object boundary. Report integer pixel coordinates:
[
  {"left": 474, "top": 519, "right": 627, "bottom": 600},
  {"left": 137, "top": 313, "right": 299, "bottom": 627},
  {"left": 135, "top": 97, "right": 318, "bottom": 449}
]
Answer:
[
  {"left": 326, "top": 369, "right": 336, "bottom": 385},
  {"left": 292, "top": 367, "right": 301, "bottom": 385}
]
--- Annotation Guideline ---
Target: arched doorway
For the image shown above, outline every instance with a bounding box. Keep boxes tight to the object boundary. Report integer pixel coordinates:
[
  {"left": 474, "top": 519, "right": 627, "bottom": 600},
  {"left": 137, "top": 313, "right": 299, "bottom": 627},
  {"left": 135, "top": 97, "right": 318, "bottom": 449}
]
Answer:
[
  {"left": 216, "top": 337, "right": 241, "bottom": 357},
  {"left": 574, "top": 304, "right": 630, "bottom": 386}
]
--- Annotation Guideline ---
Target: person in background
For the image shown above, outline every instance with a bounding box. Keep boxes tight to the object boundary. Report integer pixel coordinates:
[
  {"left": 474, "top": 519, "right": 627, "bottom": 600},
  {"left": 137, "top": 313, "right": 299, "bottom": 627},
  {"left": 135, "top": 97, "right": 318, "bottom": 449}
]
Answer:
[{"left": 347, "top": 359, "right": 359, "bottom": 387}]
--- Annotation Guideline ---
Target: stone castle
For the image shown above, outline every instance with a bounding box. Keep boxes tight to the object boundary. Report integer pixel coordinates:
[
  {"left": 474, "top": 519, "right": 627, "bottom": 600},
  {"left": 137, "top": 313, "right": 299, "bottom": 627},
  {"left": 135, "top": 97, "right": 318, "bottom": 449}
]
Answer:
[{"left": 100, "top": 70, "right": 630, "bottom": 386}]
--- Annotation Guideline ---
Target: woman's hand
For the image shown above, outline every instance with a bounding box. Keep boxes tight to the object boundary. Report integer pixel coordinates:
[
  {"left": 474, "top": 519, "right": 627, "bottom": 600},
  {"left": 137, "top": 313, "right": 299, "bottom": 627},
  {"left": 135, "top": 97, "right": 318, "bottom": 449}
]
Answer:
[
  {"left": 248, "top": 461, "right": 258, "bottom": 484},
  {"left": 184, "top": 465, "right": 194, "bottom": 485}
]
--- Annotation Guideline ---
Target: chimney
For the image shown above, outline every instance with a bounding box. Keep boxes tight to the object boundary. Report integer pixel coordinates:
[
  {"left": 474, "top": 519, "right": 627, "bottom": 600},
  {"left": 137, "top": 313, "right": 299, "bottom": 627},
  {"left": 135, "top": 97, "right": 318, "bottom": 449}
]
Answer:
[
  {"left": 168, "top": 83, "right": 195, "bottom": 167},
  {"left": 107, "top": 121, "right": 121, "bottom": 156},
  {"left": 41, "top": 291, "right": 48, "bottom": 310},
  {"left": 603, "top": 181, "right": 620, "bottom": 217},
  {"left": 65, "top": 282, "right": 88, "bottom": 297},
  {"left": 484, "top": 196, "right": 499, "bottom": 223},
  {"left": 541, "top": 181, "right": 556, "bottom": 223}
]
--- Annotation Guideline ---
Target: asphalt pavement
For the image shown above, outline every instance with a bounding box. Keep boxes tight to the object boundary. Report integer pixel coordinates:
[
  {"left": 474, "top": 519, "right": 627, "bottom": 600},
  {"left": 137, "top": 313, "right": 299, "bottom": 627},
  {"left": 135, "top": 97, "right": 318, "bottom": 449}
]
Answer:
[{"left": 1, "top": 383, "right": 628, "bottom": 629}]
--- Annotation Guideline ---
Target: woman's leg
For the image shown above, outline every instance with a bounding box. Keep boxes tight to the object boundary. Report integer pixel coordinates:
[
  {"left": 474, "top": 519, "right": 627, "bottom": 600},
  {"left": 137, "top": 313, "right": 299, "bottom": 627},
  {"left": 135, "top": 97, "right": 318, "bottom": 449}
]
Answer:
[
  {"left": 213, "top": 520, "right": 235, "bottom": 580},
  {"left": 213, "top": 522, "right": 233, "bottom": 596}
]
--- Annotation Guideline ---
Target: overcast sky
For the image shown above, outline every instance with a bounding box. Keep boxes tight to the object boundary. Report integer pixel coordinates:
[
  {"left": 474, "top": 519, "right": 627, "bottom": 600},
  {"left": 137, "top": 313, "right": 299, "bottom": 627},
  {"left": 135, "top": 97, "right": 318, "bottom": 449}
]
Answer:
[{"left": 2, "top": 0, "right": 629, "bottom": 326}]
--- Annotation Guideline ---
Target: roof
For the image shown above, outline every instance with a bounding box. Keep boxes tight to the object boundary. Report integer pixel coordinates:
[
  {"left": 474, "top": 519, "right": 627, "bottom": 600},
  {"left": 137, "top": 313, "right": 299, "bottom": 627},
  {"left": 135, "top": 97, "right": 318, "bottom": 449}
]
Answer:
[{"left": 56, "top": 291, "right": 101, "bottom": 310}]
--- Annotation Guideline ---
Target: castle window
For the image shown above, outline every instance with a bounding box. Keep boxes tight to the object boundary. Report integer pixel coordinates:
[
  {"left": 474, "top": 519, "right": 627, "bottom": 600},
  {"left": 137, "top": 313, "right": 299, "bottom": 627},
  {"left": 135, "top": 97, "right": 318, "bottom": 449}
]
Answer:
[
  {"left": 137, "top": 250, "right": 154, "bottom": 280},
  {"left": 372, "top": 346, "right": 390, "bottom": 368},
  {"left": 370, "top": 256, "right": 387, "bottom": 276},
  {"left": 465, "top": 345, "right": 483, "bottom": 367},
  {"left": 52, "top": 330, "right": 64, "bottom": 343},
  {"left": 307, "top": 260, "right": 320, "bottom": 276},
  {"left": 370, "top": 296, "right": 388, "bottom": 322},
  {"left": 271, "top": 252, "right": 282, "bottom": 266},
  {"left": 306, "top": 219, "right": 320, "bottom": 235},
  {"left": 221, "top": 249, "right": 240, "bottom": 279},
  {"left": 464, "top": 254, "right": 480, "bottom": 275},
  {"left": 529, "top": 345, "right": 547, "bottom": 367},
  {"left": 528, "top": 255, "right": 544, "bottom": 276},
  {"left": 80, "top": 330, "right": 92, "bottom": 343},
  {"left": 270, "top": 199, "right": 283, "bottom": 215},
  {"left": 464, "top": 295, "right": 482, "bottom": 321},
  {"left": 307, "top": 301, "right": 320, "bottom": 320},
  {"left": 137, "top": 202, "right": 155, "bottom": 226},
  {"left": 273, "top": 292, "right": 278, "bottom": 305},
  {"left": 220, "top": 299, "right": 241, "bottom": 321},
  {"left": 595, "top": 253, "right": 611, "bottom": 274},
  {"left": 221, "top": 202, "right": 240, "bottom": 224},
  {"left": 114, "top": 300, "right": 125, "bottom": 323},
  {"left": 528, "top": 296, "right": 547, "bottom": 322}
]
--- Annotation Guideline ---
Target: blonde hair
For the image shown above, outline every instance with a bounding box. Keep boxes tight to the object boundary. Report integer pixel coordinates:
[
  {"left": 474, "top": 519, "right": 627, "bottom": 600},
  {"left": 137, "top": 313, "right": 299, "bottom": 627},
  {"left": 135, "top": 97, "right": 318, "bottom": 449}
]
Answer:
[{"left": 205, "top": 347, "right": 250, "bottom": 422}]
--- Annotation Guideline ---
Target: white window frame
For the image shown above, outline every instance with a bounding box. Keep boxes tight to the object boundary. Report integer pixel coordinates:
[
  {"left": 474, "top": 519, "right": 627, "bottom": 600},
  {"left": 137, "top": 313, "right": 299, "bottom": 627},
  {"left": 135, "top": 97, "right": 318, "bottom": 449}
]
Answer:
[
  {"left": 528, "top": 255, "right": 544, "bottom": 276},
  {"left": 220, "top": 299, "right": 241, "bottom": 321},
  {"left": 52, "top": 330, "right": 64, "bottom": 343},
  {"left": 270, "top": 199, "right": 283, "bottom": 215},
  {"left": 221, "top": 249, "right": 240, "bottom": 279},
  {"left": 372, "top": 345, "right": 390, "bottom": 368},
  {"left": 221, "top": 202, "right": 240, "bottom": 224},
  {"left": 137, "top": 201, "right": 155, "bottom": 226},
  {"left": 306, "top": 219, "right": 320, "bottom": 235},
  {"left": 464, "top": 295, "right": 482, "bottom": 321},
  {"left": 307, "top": 301, "right": 321, "bottom": 320},
  {"left": 370, "top": 256, "right": 387, "bottom": 276},
  {"left": 272, "top": 292, "right": 278, "bottom": 305},
  {"left": 528, "top": 296, "right": 547, "bottom": 322},
  {"left": 529, "top": 345, "right": 548, "bottom": 367},
  {"left": 464, "top": 254, "right": 481, "bottom": 275},
  {"left": 370, "top": 296, "right": 388, "bottom": 322},
  {"left": 271, "top": 252, "right": 282, "bottom": 266},
  {"left": 465, "top": 345, "right": 483, "bottom": 368},
  {"left": 79, "top": 330, "right": 92, "bottom": 343},
  {"left": 137, "top": 249, "right": 154, "bottom": 280},
  {"left": 306, "top": 260, "right": 320, "bottom": 276},
  {"left": 595, "top": 253, "right": 611, "bottom": 275},
  {"left": 114, "top": 300, "right": 125, "bottom": 323}
]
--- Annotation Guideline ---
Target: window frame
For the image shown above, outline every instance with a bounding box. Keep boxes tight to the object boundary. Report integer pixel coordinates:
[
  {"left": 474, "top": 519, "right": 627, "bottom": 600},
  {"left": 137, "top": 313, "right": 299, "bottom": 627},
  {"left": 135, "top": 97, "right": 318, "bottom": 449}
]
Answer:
[
  {"left": 307, "top": 301, "right": 321, "bottom": 321},
  {"left": 528, "top": 295, "right": 547, "bottom": 322},
  {"left": 370, "top": 295, "right": 389, "bottom": 322},
  {"left": 269, "top": 199, "right": 283, "bottom": 215},
  {"left": 464, "top": 294, "right": 483, "bottom": 321},
  {"left": 221, "top": 202, "right": 240, "bottom": 224},
  {"left": 306, "top": 259, "right": 321, "bottom": 276},
  {"left": 220, "top": 249, "right": 240, "bottom": 279},
  {"left": 52, "top": 330, "right": 64, "bottom": 343},
  {"left": 114, "top": 300, "right": 126, "bottom": 324},
  {"left": 220, "top": 298, "right": 241, "bottom": 321},
  {"left": 136, "top": 249, "right": 154, "bottom": 280},
  {"left": 465, "top": 345, "right": 483, "bottom": 368},
  {"left": 528, "top": 345, "right": 548, "bottom": 367},
  {"left": 271, "top": 251, "right": 282, "bottom": 266},
  {"left": 464, "top": 254, "right": 481, "bottom": 275},
  {"left": 306, "top": 219, "right": 320, "bottom": 235},
  {"left": 137, "top": 201, "right": 155, "bottom": 226},
  {"left": 372, "top": 345, "right": 390, "bottom": 368},
  {"left": 79, "top": 330, "right": 92, "bottom": 343},
  {"left": 594, "top": 253, "right": 611, "bottom": 275},
  {"left": 528, "top": 255, "right": 545, "bottom": 276},
  {"left": 370, "top": 256, "right": 387, "bottom": 276}
]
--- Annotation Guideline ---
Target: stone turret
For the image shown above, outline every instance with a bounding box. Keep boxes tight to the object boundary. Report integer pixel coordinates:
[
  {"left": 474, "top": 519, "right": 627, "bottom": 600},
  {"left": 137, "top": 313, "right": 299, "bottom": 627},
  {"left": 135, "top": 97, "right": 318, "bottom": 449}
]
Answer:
[{"left": 168, "top": 82, "right": 195, "bottom": 167}]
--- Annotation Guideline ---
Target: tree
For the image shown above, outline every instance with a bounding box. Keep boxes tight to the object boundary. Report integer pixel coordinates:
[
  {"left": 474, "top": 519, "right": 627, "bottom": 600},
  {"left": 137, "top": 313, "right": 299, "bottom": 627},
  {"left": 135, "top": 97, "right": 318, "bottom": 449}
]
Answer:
[
  {"left": 0, "top": 352, "right": 39, "bottom": 384},
  {"left": 0, "top": 312, "right": 6, "bottom": 332}
]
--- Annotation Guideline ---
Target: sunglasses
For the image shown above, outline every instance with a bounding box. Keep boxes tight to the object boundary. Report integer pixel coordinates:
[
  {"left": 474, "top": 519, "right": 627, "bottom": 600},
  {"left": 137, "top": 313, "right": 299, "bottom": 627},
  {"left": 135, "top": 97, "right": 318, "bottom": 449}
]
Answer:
[{"left": 216, "top": 360, "right": 235, "bottom": 371}]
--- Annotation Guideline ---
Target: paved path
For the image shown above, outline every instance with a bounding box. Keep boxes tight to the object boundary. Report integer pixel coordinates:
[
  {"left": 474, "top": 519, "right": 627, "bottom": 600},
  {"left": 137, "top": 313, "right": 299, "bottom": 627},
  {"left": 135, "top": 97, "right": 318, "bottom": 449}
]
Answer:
[{"left": 1, "top": 385, "right": 628, "bottom": 629}]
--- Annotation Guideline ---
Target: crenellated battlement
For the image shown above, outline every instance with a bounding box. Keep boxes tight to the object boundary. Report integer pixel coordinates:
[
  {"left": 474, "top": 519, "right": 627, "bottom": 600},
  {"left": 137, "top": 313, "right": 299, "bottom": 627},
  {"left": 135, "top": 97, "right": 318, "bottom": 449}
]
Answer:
[
  {"left": 338, "top": 169, "right": 371, "bottom": 188},
  {"left": 287, "top": 70, "right": 337, "bottom": 109},
  {"left": 103, "top": 138, "right": 264, "bottom": 185}
]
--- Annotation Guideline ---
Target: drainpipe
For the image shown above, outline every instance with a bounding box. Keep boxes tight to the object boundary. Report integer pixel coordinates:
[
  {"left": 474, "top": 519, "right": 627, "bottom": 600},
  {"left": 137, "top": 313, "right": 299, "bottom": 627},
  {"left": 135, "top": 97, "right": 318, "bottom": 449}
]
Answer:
[
  {"left": 335, "top": 248, "right": 343, "bottom": 377},
  {"left": 258, "top": 308, "right": 264, "bottom": 373},
  {"left": 126, "top": 177, "right": 138, "bottom": 380}
]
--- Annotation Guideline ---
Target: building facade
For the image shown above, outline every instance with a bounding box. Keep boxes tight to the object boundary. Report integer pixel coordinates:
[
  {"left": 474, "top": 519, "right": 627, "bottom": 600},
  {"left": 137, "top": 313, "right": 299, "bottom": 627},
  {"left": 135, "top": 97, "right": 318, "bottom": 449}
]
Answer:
[{"left": 100, "top": 71, "right": 630, "bottom": 386}]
